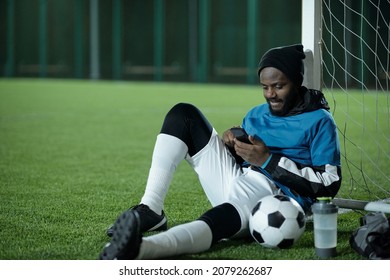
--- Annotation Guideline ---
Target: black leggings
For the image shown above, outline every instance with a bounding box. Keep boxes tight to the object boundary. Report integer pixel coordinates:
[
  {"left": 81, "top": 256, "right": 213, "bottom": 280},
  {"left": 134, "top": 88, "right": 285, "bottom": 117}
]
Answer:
[
  {"left": 161, "top": 103, "right": 242, "bottom": 244},
  {"left": 160, "top": 103, "right": 213, "bottom": 157}
]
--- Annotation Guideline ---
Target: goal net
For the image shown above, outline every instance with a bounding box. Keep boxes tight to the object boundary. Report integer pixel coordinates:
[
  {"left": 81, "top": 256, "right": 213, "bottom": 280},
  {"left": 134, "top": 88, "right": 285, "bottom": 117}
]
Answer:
[{"left": 302, "top": 0, "right": 390, "bottom": 208}]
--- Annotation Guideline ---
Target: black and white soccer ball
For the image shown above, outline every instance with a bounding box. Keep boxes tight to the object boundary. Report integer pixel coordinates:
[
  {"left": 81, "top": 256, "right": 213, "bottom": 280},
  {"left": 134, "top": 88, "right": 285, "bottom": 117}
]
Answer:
[{"left": 249, "top": 194, "right": 306, "bottom": 249}]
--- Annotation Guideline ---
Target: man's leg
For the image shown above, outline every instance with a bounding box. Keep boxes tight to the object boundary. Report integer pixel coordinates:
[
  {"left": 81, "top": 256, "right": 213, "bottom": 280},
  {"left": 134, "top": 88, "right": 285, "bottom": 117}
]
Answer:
[
  {"left": 101, "top": 168, "right": 278, "bottom": 259},
  {"left": 139, "top": 133, "right": 188, "bottom": 215},
  {"left": 138, "top": 203, "right": 241, "bottom": 259},
  {"left": 140, "top": 103, "right": 213, "bottom": 215},
  {"left": 106, "top": 103, "right": 215, "bottom": 235},
  {"left": 136, "top": 170, "right": 279, "bottom": 259},
  {"left": 100, "top": 203, "right": 242, "bottom": 259}
]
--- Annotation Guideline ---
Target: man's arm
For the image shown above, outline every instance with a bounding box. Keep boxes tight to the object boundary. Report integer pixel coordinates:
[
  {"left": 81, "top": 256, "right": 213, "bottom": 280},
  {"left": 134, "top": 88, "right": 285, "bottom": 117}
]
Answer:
[{"left": 263, "top": 154, "right": 342, "bottom": 198}]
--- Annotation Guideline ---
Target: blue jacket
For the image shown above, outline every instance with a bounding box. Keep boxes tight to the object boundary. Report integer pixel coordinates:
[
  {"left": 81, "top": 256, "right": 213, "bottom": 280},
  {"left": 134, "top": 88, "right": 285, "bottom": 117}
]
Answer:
[{"left": 241, "top": 89, "right": 342, "bottom": 210}]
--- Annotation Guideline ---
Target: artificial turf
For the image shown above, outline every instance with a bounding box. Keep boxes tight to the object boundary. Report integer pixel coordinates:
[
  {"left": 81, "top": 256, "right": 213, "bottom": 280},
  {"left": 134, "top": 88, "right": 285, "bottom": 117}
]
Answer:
[{"left": 1, "top": 79, "right": 381, "bottom": 259}]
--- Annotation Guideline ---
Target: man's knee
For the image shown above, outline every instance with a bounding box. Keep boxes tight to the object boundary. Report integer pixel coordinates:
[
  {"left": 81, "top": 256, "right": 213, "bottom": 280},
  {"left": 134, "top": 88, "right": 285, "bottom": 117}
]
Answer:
[
  {"left": 163, "top": 103, "right": 203, "bottom": 125},
  {"left": 161, "top": 103, "right": 213, "bottom": 156}
]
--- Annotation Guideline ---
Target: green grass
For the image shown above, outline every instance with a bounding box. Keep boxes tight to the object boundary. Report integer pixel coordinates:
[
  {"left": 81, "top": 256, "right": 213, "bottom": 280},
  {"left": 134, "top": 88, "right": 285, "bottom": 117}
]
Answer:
[{"left": 1, "top": 78, "right": 386, "bottom": 260}]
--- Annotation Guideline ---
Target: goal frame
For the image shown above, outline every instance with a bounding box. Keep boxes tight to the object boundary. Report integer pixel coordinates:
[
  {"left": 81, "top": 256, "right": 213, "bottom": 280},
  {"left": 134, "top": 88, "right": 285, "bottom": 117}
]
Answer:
[
  {"left": 301, "top": 0, "right": 390, "bottom": 213},
  {"left": 301, "top": 0, "right": 322, "bottom": 91}
]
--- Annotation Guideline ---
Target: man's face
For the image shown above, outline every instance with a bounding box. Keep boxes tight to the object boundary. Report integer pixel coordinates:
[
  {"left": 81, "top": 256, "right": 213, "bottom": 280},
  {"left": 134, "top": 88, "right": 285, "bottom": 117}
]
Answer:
[{"left": 259, "top": 67, "right": 299, "bottom": 116}]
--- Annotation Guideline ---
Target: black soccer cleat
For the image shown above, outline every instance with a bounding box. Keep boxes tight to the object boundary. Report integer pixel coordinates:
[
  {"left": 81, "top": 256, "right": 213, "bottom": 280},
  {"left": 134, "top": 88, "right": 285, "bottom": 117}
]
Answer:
[
  {"left": 106, "top": 204, "right": 167, "bottom": 237},
  {"left": 99, "top": 210, "right": 142, "bottom": 260}
]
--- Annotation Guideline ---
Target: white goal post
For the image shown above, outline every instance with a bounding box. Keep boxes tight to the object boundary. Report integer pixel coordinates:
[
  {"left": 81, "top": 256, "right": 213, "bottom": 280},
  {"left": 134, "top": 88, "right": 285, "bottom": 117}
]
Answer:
[
  {"left": 301, "top": 0, "right": 322, "bottom": 91},
  {"left": 301, "top": 0, "right": 390, "bottom": 213}
]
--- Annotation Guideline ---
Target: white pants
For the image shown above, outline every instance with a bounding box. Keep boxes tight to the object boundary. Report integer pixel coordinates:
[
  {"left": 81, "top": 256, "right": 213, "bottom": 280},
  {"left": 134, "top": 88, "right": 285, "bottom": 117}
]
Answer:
[{"left": 186, "top": 129, "right": 278, "bottom": 236}]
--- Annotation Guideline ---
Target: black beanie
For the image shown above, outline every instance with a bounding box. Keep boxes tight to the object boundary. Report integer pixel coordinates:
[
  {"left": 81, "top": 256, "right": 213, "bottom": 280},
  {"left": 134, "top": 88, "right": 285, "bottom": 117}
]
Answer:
[{"left": 257, "top": 44, "right": 305, "bottom": 86}]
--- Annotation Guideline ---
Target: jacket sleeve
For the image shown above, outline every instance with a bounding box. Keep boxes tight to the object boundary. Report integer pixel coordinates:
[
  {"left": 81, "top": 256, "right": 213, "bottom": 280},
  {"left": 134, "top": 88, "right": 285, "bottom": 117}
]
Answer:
[{"left": 263, "top": 153, "right": 342, "bottom": 199}]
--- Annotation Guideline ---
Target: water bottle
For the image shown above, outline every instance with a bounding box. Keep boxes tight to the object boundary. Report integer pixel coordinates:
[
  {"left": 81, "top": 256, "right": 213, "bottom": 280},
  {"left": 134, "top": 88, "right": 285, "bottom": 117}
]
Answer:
[{"left": 311, "top": 197, "right": 339, "bottom": 258}]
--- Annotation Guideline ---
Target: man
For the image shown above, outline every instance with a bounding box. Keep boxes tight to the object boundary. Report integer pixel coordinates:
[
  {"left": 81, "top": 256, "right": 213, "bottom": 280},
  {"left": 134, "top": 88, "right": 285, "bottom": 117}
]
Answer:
[{"left": 99, "top": 44, "right": 342, "bottom": 260}]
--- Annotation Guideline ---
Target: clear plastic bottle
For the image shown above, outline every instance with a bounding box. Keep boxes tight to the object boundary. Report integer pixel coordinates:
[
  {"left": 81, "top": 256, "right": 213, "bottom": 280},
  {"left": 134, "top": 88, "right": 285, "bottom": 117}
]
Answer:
[{"left": 312, "top": 197, "right": 339, "bottom": 258}]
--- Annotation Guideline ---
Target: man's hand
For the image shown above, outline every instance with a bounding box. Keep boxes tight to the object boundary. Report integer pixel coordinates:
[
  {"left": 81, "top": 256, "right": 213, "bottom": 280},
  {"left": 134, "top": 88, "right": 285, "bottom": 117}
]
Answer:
[
  {"left": 234, "top": 136, "right": 271, "bottom": 166},
  {"left": 222, "top": 128, "right": 238, "bottom": 148}
]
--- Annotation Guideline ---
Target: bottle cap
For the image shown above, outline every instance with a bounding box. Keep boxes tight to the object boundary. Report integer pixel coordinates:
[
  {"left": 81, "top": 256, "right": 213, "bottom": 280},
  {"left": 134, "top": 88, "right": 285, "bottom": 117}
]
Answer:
[
  {"left": 311, "top": 197, "right": 338, "bottom": 214},
  {"left": 317, "top": 197, "right": 332, "bottom": 203}
]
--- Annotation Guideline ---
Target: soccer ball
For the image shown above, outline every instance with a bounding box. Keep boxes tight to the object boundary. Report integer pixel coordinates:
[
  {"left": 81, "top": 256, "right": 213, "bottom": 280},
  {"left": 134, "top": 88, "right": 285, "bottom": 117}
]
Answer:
[{"left": 249, "top": 194, "right": 306, "bottom": 249}]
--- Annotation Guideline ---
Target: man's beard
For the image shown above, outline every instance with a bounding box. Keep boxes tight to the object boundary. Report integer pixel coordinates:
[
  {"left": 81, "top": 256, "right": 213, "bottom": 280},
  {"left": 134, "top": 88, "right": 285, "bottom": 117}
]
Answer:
[{"left": 267, "top": 89, "right": 300, "bottom": 116}]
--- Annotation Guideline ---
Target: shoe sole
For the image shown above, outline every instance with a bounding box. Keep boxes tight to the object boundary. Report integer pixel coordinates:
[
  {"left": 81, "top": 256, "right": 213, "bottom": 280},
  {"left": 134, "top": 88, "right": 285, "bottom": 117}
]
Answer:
[{"left": 99, "top": 211, "right": 141, "bottom": 260}]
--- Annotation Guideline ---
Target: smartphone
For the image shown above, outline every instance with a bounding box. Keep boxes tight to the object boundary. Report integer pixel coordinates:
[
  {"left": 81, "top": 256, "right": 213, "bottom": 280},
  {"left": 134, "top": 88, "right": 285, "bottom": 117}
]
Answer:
[{"left": 230, "top": 127, "right": 251, "bottom": 144}]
